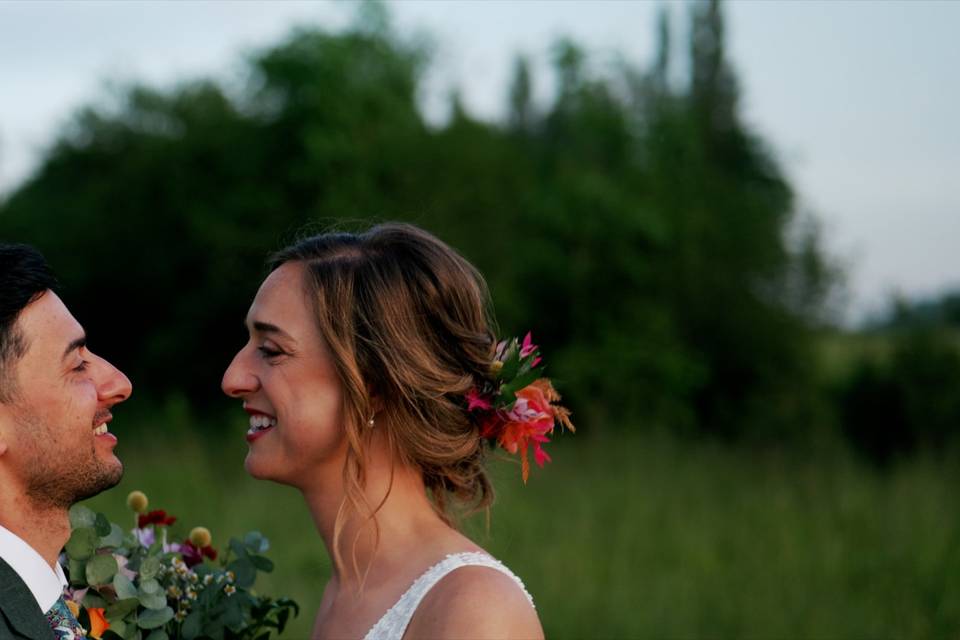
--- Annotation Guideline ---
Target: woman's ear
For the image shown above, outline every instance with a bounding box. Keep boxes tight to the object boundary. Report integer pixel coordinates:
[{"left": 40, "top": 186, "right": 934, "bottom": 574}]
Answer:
[{"left": 369, "top": 392, "right": 384, "bottom": 416}]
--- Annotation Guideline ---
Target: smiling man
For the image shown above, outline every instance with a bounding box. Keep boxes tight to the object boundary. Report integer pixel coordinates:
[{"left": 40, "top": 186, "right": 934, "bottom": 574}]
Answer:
[{"left": 0, "top": 244, "right": 132, "bottom": 640}]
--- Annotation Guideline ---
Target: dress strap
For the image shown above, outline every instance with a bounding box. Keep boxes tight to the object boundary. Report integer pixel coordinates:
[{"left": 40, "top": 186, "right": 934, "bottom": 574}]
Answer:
[{"left": 363, "top": 552, "right": 535, "bottom": 640}]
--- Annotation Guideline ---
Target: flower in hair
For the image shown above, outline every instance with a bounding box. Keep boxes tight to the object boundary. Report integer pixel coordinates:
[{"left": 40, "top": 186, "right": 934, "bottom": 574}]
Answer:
[{"left": 467, "top": 332, "right": 574, "bottom": 483}]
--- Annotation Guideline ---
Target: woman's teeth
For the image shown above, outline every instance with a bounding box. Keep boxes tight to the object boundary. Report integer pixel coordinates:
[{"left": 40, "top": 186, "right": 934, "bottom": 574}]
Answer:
[
  {"left": 248, "top": 415, "right": 277, "bottom": 432},
  {"left": 93, "top": 423, "right": 109, "bottom": 435}
]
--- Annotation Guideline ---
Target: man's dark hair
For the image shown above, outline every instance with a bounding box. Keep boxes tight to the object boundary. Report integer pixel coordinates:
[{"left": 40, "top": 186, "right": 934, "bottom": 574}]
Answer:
[{"left": 0, "top": 244, "right": 57, "bottom": 402}]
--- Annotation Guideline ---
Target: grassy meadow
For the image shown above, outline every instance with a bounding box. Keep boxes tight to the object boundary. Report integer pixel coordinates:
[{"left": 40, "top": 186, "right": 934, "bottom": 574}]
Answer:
[{"left": 81, "top": 409, "right": 960, "bottom": 640}]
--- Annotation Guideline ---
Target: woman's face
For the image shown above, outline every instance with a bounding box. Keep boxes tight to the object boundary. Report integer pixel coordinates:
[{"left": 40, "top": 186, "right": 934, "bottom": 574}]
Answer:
[{"left": 221, "top": 262, "right": 346, "bottom": 486}]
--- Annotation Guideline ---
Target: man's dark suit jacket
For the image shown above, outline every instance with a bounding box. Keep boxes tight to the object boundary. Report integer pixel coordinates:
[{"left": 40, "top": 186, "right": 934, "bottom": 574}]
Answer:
[{"left": 0, "top": 557, "right": 55, "bottom": 640}]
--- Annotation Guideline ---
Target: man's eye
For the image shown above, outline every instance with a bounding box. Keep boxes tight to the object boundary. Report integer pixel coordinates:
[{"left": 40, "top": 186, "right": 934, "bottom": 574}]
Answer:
[{"left": 73, "top": 361, "right": 89, "bottom": 372}]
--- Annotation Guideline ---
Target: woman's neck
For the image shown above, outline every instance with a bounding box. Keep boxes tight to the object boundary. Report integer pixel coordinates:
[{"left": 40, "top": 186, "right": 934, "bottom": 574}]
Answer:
[{"left": 299, "top": 435, "right": 453, "bottom": 589}]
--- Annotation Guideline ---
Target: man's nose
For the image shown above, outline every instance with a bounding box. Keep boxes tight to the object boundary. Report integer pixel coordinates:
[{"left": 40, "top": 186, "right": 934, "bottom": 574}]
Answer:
[{"left": 94, "top": 353, "right": 133, "bottom": 405}]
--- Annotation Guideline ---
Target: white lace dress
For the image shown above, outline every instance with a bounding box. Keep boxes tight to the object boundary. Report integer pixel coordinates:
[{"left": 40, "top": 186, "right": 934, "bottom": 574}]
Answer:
[{"left": 363, "top": 551, "right": 535, "bottom": 640}]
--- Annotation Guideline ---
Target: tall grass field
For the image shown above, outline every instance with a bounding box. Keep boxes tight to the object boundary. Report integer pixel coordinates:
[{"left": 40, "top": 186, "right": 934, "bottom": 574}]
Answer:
[{"left": 84, "top": 415, "right": 960, "bottom": 639}]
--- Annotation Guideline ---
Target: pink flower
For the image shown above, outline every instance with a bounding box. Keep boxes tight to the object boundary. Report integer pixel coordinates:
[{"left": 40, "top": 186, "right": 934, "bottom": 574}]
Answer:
[
  {"left": 520, "top": 332, "right": 538, "bottom": 358},
  {"left": 465, "top": 387, "right": 492, "bottom": 411},
  {"left": 114, "top": 555, "right": 137, "bottom": 581}
]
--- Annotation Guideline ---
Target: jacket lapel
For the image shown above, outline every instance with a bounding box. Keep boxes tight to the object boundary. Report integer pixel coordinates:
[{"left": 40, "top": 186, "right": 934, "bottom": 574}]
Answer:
[{"left": 0, "top": 556, "right": 56, "bottom": 640}]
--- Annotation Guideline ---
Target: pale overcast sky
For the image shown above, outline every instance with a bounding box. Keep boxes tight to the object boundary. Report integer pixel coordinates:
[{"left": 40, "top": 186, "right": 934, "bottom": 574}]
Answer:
[{"left": 1, "top": 1, "right": 958, "bottom": 322}]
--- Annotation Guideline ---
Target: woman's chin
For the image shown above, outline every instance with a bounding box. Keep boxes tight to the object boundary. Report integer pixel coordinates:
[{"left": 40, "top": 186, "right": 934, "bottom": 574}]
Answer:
[
  {"left": 244, "top": 453, "right": 293, "bottom": 485},
  {"left": 244, "top": 453, "right": 271, "bottom": 480}
]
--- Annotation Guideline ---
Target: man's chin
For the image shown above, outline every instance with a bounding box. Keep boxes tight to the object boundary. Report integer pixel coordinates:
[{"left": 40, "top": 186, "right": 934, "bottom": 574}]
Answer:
[{"left": 72, "top": 461, "right": 123, "bottom": 504}]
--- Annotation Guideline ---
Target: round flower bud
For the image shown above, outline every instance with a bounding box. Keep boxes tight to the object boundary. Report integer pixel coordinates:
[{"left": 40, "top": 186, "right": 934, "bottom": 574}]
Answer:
[
  {"left": 126, "top": 490, "right": 148, "bottom": 513},
  {"left": 189, "top": 526, "right": 212, "bottom": 548}
]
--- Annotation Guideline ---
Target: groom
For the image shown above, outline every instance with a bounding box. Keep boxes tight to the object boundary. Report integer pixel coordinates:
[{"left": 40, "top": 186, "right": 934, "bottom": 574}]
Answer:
[{"left": 0, "top": 244, "right": 132, "bottom": 639}]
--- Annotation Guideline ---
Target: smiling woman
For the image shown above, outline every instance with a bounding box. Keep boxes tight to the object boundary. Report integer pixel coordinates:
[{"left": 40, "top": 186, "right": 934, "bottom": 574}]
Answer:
[{"left": 221, "top": 223, "right": 553, "bottom": 640}]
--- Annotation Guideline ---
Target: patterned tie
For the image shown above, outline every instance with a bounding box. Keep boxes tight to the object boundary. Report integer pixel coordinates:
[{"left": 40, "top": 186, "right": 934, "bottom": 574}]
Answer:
[{"left": 45, "top": 596, "right": 85, "bottom": 639}]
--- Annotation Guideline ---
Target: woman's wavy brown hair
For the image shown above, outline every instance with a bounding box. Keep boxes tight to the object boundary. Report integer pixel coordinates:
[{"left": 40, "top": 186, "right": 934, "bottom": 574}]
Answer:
[{"left": 268, "top": 222, "right": 497, "bottom": 575}]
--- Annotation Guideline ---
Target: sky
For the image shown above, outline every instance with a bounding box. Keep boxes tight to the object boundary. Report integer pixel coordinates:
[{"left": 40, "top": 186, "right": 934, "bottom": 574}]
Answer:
[{"left": 1, "top": 0, "right": 958, "bottom": 323}]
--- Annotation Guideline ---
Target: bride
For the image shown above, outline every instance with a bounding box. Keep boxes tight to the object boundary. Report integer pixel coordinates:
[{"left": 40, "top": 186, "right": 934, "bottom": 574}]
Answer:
[{"left": 222, "top": 223, "right": 570, "bottom": 639}]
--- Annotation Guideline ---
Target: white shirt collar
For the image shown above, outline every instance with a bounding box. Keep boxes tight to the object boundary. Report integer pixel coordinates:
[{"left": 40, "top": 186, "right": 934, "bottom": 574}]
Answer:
[{"left": 0, "top": 523, "right": 68, "bottom": 612}]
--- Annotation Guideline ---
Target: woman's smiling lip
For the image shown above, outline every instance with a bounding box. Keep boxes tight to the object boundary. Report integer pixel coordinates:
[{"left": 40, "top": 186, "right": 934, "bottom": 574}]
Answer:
[
  {"left": 243, "top": 404, "right": 277, "bottom": 443},
  {"left": 243, "top": 405, "right": 276, "bottom": 418}
]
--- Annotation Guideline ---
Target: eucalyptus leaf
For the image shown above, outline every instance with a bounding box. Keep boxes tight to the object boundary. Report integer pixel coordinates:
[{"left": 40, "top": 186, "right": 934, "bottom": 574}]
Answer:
[
  {"left": 250, "top": 555, "right": 274, "bottom": 572},
  {"left": 137, "top": 606, "right": 174, "bottom": 630},
  {"left": 139, "top": 556, "right": 161, "bottom": 581},
  {"left": 65, "top": 527, "right": 99, "bottom": 561},
  {"left": 223, "top": 597, "right": 244, "bottom": 630},
  {"left": 86, "top": 553, "right": 119, "bottom": 585},
  {"left": 145, "top": 630, "right": 169, "bottom": 640},
  {"left": 101, "top": 523, "right": 125, "bottom": 548},
  {"left": 202, "top": 618, "right": 225, "bottom": 638},
  {"left": 140, "top": 578, "right": 162, "bottom": 595},
  {"left": 227, "top": 558, "right": 256, "bottom": 588},
  {"left": 67, "top": 558, "right": 87, "bottom": 587},
  {"left": 243, "top": 531, "right": 269, "bottom": 553},
  {"left": 123, "top": 621, "right": 140, "bottom": 640},
  {"left": 229, "top": 538, "right": 248, "bottom": 559},
  {"left": 181, "top": 611, "right": 202, "bottom": 640},
  {"left": 82, "top": 589, "right": 108, "bottom": 609},
  {"left": 68, "top": 504, "right": 96, "bottom": 529},
  {"left": 94, "top": 513, "right": 112, "bottom": 537},
  {"left": 138, "top": 579, "right": 166, "bottom": 610},
  {"left": 113, "top": 573, "right": 138, "bottom": 600},
  {"left": 104, "top": 621, "right": 126, "bottom": 638},
  {"left": 105, "top": 598, "right": 139, "bottom": 621}
]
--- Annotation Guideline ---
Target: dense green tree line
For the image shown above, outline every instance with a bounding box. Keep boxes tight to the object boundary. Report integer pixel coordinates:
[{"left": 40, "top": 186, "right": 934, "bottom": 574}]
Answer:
[{"left": 1, "top": 1, "right": 836, "bottom": 439}]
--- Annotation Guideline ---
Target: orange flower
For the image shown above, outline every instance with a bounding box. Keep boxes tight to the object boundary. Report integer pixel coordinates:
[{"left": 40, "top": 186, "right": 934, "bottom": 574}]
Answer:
[
  {"left": 87, "top": 608, "right": 110, "bottom": 640},
  {"left": 498, "top": 381, "right": 558, "bottom": 483}
]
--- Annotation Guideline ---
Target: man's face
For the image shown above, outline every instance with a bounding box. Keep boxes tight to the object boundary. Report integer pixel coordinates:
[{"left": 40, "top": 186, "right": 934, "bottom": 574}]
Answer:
[{"left": 0, "top": 291, "right": 132, "bottom": 509}]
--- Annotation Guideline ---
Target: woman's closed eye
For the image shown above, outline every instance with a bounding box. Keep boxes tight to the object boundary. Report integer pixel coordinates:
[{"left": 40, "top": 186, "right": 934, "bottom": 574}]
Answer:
[{"left": 258, "top": 345, "right": 286, "bottom": 359}]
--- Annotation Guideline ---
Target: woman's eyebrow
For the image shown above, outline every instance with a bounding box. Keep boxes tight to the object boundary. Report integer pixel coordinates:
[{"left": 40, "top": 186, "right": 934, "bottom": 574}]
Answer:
[{"left": 249, "top": 320, "right": 294, "bottom": 341}]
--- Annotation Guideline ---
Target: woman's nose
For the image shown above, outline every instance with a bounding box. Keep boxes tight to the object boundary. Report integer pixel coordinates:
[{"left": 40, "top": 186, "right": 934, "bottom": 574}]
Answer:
[{"left": 222, "top": 350, "right": 257, "bottom": 398}]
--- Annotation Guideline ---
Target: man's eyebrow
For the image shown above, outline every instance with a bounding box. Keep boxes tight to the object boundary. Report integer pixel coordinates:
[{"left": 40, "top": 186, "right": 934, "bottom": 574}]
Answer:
[
  {"left": 250, "top": 321, "right": 293, "bottom": 340},
  {"left": 62, "top": 335, "right": 86, "bottom": 361}
]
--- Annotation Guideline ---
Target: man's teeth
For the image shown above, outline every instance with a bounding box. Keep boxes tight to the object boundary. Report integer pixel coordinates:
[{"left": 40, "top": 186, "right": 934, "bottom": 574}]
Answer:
[
  {"left": 93, "top": 423, "right": 108, "bottom": 436},
  {"left": 248, "top": 415, "right": 277, "bottom": 432}
]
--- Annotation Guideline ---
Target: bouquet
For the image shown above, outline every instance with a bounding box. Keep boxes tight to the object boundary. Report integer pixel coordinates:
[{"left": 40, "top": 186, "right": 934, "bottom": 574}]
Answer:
[{"left": 61, "top": 491, "right": 298, "bottom": 640}]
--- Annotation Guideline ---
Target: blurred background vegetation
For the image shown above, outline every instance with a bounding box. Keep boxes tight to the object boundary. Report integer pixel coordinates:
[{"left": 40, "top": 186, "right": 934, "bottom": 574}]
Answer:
[{"left": 3, "top": 0, "right": 959, "bottom": 636}]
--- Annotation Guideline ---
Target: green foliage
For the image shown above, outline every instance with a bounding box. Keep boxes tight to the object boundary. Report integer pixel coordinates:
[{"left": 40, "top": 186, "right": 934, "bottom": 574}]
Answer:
[
  {"left": 836, "top": 328, "right": 960, "bottom": 464},
  {"left": 62, "top": 504, "right": 298, "bottom": 639},
  {"left": 0, "top": 0, "right": 835, "bottom": 439}
]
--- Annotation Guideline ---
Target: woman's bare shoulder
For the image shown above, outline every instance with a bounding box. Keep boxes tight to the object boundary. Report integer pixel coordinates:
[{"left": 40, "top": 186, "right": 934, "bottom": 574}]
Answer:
[{"left": 404, "top": 564, "right": 544, "bottom": 639}]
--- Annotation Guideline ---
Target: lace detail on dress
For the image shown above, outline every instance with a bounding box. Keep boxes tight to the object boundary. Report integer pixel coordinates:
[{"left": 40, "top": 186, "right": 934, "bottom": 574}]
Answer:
[{"left": 363, "top": 551, "right": 535, "bottom": 640}]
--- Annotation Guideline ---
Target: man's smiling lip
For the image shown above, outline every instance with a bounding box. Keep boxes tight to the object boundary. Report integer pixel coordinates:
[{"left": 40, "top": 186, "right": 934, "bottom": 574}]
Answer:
[{"left": 92, "top": 412, "right": 113, "bottom": 429}]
